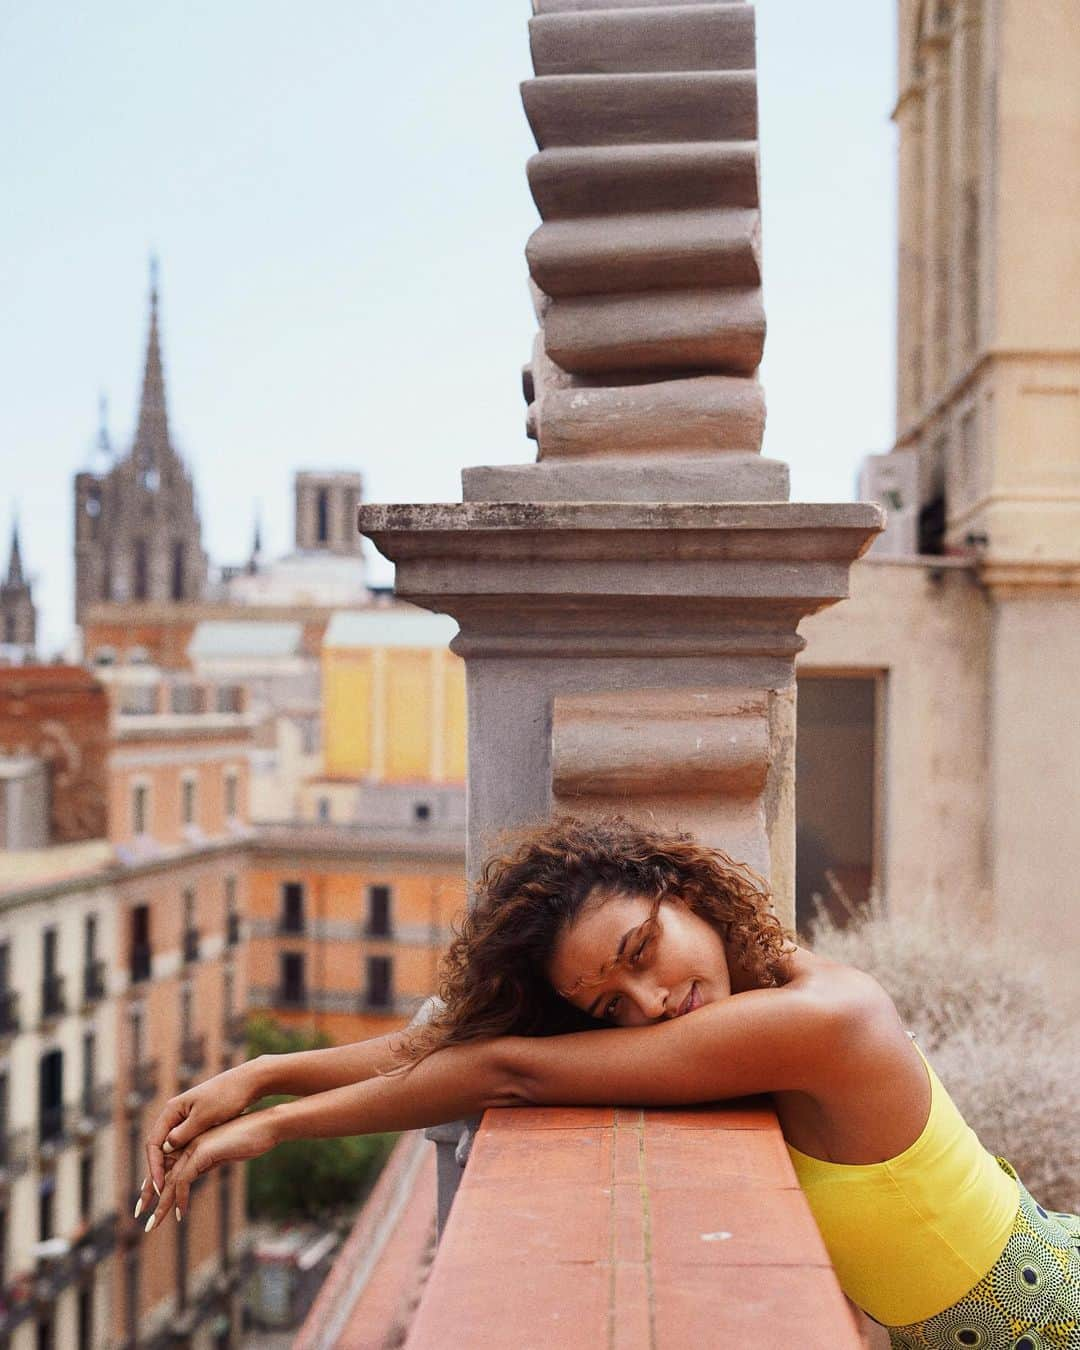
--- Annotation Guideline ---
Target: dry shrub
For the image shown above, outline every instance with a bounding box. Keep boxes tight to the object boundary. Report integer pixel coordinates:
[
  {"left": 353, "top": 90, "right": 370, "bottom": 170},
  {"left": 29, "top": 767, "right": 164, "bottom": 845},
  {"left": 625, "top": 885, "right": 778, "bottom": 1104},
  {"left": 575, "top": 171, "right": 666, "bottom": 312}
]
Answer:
[{"left": 803, "top": 889, "right": 1080, "bottom": 1214}]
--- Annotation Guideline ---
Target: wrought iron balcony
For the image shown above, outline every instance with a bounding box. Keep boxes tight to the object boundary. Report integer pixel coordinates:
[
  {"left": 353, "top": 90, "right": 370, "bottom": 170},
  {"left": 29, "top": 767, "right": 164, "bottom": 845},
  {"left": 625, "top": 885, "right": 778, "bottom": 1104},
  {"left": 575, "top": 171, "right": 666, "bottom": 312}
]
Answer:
[
  {"left": 277, "top": 913, "right": 307, "bottom": 936},
  {"left": 83, "top": 958, "right": 108, "bottom": 1005},
  {"left": 226, "top": 910, "right": 241, "bottom": 947},
  {"left": 179, "top": 1032, "right": 208, "bottom": 1082},
  {"left": 40, "top": 973, "right": 67, "bottom": 1021},
  {"left": 126, "top": 1057, "right": 159, "bottom": 1113},
  {"left": 275, "top": 984, "right": 308, "bottom": 1009},
  {"left": 225, "top": 1011, "right": 247, "bottom": 1047},
  {"left": 0, "top": 1125, "right": 32, "bottom": 1183},
  {"left": 183, "top": 927, "right": 200, "bottom": 964},
  {"left": 130, "top": 942, "right": 152, "bottom": 984},
  {"left": 73, "top": 1082, "right": 113, "bottom": 1137},
  {"left": 38, "top": 1103, "right": 68, "bottom": 1157},
  {"left": 0, "top": 989, "right": 20, "bottom": 1036}
]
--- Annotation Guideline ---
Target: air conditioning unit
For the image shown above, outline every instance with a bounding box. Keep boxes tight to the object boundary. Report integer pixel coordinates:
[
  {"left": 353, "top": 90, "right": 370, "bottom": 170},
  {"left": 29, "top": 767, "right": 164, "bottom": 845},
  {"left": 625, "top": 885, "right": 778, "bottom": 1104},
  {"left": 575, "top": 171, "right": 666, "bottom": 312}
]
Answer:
[{"left": 857, "top": 451, "right": 920, "bottom": 557}]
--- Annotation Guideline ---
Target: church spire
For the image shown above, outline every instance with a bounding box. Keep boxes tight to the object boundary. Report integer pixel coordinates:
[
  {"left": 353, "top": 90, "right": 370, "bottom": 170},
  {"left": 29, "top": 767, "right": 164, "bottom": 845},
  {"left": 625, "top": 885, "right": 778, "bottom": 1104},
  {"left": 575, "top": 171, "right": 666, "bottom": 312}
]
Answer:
[
  {"left": 6, "top": 515, "right": 24, "bottom": 587},
  {"left": 133, "top": 255, "right": 170, "bottom": 473},
  {"left": 247, "top": 504, "right": 263, "bottom": 575}
]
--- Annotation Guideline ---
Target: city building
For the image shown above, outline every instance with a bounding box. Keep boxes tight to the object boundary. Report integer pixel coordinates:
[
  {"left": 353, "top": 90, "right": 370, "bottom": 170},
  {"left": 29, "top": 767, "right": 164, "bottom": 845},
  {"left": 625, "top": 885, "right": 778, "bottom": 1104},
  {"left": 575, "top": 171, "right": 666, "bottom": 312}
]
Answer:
[
  {"left": 0, "top": 667, "right": 254, "bottom": 1348},
  {"left": 793, "top": 0, "right": 1080, "bottom": 966},
  {"left": 73, "top": 263, "right": 208, "bottom": 627},
  {"left": 247, "top": 610, "right": 466, "bottom": 1043},
  {"left": 0, "top": 521, "right": 37, "bottom": 663}
]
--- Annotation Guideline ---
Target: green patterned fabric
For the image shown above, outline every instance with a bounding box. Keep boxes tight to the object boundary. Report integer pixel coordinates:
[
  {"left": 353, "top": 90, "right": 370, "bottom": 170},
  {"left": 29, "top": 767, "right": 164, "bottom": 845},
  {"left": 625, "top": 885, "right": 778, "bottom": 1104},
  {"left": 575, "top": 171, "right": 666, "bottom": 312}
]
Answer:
[{"left": 886, "top": 1158, "right": 1080, "bottom": 1350}]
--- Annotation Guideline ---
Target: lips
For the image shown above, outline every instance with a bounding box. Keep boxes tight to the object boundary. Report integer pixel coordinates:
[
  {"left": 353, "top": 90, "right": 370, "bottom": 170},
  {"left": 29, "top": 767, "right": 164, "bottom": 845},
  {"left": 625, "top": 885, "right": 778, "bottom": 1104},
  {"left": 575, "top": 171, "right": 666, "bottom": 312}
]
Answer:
[{"left": 676, "top": 982, "right": 700, "bottom": 1017}]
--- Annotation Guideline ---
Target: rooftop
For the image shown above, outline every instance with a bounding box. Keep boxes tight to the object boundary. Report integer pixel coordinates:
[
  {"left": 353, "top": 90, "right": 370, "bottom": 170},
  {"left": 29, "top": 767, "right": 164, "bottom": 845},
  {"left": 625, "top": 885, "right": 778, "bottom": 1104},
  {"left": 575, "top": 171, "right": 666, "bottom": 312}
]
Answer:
[{"left": 0, "top": 839, "right": 115, "bottom": 896}]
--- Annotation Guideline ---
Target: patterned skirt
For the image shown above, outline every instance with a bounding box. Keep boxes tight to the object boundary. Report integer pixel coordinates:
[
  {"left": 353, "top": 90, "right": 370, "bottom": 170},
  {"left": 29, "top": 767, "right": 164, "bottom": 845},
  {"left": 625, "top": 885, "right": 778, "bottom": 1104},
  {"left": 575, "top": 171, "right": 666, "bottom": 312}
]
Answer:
[{"left": 886, "top": 1158, "right": 1080, "bottom": 1350}]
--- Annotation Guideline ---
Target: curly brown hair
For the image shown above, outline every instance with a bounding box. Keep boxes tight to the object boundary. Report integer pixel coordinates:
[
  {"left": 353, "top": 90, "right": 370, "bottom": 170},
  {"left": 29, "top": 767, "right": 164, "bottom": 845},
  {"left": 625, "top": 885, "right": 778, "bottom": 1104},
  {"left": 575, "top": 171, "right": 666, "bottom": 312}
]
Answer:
[{"left": 395, "top": 815, "right": 795, "bottom": 1066}]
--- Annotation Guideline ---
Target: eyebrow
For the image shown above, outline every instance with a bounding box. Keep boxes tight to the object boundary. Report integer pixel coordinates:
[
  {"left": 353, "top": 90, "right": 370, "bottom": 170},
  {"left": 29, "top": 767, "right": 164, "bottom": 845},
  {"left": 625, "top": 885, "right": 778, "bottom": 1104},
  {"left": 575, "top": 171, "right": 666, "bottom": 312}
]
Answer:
[{"left": 585, "top": 926, "right": 638, "bottom": 1018}]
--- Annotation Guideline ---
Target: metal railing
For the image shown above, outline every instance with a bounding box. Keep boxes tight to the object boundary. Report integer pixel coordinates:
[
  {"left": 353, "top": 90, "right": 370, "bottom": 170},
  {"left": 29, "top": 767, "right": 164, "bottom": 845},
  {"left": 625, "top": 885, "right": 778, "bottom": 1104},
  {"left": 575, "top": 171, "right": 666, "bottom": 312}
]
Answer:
[
  {"left": 40, "top": 973, "right": 67, "bottom": 1021},
  {"left": 126, "top": 1057, "right": 159, "bottom": 1112},
  {"left": 0, "top": 1125, "right": 32, "bottom": 1182},
  {"left": 224, "top": 1012, "right": 247, "bottom": 1047},
  {"left": 0, "top": 989, "right": 20, "bottom": 1036},
  {"left": 83, "top": 959, "right": 108, "bottom": 1005},
  {"left": 130, "top": 943, "right": 152, "bottom": 983},
  {"left": 73, "top": 1082, "right": 113, "bottom": 1135},
  {"left": 226, "top": 911, "right": 241, "bottom": 947},
  {"left": 275, "top": 985, "right": 309, "bottom": 1009},
  {"left": 183, "top": 927, "right": 200, "bottom": 964},
  {"left": 179, "top": 1033, "right": 207, "bottom": 1081}
]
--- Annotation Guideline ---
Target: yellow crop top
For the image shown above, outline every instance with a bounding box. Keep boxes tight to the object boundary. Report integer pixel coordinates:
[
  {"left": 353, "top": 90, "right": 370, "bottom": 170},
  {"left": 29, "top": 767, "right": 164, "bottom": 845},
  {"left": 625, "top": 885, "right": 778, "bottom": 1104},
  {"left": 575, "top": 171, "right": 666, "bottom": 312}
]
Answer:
[{"left": 785, "top": 1040, "right": 1019, "bottom": 1327}]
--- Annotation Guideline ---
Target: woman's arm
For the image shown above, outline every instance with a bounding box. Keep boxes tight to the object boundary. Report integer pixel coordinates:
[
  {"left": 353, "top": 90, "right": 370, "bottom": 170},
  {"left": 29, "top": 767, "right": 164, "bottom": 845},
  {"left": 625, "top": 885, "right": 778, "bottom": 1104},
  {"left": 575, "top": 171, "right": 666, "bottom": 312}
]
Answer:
[{"left": 248, "top": 1030, "right": 409, "bottom": 1100}]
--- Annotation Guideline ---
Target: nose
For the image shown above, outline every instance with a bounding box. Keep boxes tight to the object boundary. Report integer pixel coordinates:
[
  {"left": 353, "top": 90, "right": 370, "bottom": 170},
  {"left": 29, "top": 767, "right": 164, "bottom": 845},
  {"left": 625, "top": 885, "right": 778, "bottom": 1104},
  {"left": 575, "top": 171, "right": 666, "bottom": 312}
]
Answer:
[{"left": 631, "top": 976, "right": 669, "bottom": 1023}]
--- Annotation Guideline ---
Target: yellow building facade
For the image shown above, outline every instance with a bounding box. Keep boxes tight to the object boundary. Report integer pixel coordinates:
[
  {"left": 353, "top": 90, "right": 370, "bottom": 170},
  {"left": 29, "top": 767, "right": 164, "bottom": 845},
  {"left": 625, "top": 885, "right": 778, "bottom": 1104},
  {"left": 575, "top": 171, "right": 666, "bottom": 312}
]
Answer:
[{"left": 247, "top": 608, "right": 467, "bottom": 1044}]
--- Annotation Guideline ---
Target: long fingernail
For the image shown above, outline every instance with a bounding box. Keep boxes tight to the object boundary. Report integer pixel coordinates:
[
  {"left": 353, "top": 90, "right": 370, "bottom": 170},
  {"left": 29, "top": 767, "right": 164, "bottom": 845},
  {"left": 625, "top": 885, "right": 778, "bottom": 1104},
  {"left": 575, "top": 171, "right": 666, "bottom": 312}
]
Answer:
[
  {"left": 153, "top": 1180, "right": 160, "bottom": 1196},
  {"left": 175, "top": 1207, "right": 182, "bottom": 1224},
  {"left": 162, "top": 1141, "right": 174, "bottom": 1154},
  {"left": 144, "top": 1213, "right": 156, "bottom": 1233},
  {"left": 134, "top": 1198, "right": 144, "bottom": 1220}
]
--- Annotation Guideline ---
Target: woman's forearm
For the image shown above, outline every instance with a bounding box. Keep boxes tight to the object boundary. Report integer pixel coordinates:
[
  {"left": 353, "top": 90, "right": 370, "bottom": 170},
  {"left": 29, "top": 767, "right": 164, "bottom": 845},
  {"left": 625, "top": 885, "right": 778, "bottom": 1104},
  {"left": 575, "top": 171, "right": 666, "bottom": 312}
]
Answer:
[
  {"left": 248, "top": 1031, "right": 409, "bottom": 1101},
  {"left": 267, "top": 1036, "right": 517, "bottom": 1141}
]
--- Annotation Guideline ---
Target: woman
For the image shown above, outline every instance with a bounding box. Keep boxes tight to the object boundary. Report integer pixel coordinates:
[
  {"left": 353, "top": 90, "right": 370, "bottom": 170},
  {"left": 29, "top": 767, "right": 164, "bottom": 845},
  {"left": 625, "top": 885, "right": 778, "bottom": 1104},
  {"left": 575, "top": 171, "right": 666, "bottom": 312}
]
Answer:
[{"left": 137, "top": 817, "right": 1080, "bottom": 1347}]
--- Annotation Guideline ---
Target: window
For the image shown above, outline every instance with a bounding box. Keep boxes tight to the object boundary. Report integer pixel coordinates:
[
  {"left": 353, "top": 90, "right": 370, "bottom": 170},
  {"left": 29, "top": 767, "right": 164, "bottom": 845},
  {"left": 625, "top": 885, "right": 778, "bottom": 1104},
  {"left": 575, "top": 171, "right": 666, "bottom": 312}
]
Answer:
[
  {"left": 132, "top": 783, "right": 150, "bottom": 837},
  {"left": 130, "top": 905, "right": 151, "bottom": 983},
  {"left": 224, "top": 771, "right": 238, "bottom": 820},
  {"left": 181, "top": 777, "right": 197, "bottom": 827},
  {"left": 77, "top": 1283, "right": 93, "bottom": 1350},
  {"left": 316, "top": 488, "right": 330, "bottom": 544},
  {"left": 84, "top": 914, "right": 97, "bottom": 964},
  {"left": 225, "top": 875, "right": 240, "bottom": 947},
  {"left": 42, "top": 928, "right": 64, "bottom": 1018},
  {"left": 280, "top": 953, "right": 306, "bottom": 1006},
  {"left": 82, "top": 1030, "right": 95, "bottom": 1112},
  {"left": 795, "top": 676, "right": 879, "bottom": 932},
  {"left": 317, "top": 796, "right": 331, "bottom": 823},
  {"left": 367, "top": 885, "right": 392, "bottom": 938},
  {"left": 38, "top": 1050, "right": 63, "bottom": 1143},
  {"left": 280, "top": 882, "right": 305, "bottom": 934},
  {"left": 414, "top": 802, "right": 431, "bottom": 823},
  {"left": 79, "top": 1151, "right": 94, "bottom": 1221},
  {"left": 366, "top": 956, "right": 393, "bottom": 1009},
  {"left": 36, "top": 1310, "right": 56, "bottom": 1350}
]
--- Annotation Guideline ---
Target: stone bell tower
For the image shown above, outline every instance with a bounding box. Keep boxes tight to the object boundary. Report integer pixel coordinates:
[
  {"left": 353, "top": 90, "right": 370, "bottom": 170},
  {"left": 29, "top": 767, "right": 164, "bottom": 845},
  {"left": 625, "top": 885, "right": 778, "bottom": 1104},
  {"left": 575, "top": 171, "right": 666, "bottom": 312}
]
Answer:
[{"left": 0, "top": 518, "right": 37, "bottom": 656}]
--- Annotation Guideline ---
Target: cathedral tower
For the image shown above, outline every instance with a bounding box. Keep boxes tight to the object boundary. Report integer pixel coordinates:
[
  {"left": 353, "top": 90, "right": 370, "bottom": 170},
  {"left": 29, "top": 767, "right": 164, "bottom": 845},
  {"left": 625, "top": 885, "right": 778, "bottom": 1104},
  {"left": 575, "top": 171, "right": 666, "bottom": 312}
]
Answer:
[
  {"left": 74, "top": 262, "right": 208, "bottom": 625},
  {"left": 0, "top": 518, "right": 37, "bottom": 656}
]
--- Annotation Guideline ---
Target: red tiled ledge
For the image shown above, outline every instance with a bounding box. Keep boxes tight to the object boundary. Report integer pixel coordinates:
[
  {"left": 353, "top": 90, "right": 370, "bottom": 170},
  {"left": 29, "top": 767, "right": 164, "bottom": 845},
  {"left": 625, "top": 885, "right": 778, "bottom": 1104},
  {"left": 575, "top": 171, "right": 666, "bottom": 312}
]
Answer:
[{"left": 403, "top": 1101, "right": 866, "bottom": 1350}]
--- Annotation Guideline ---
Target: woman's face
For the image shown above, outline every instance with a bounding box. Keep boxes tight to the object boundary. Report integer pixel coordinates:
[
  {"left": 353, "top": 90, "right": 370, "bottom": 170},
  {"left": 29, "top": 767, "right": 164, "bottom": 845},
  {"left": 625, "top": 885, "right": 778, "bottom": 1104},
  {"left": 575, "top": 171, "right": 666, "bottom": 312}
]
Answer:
[{"left": 547, "top": 891, "right": 732, "bottom": 1027}]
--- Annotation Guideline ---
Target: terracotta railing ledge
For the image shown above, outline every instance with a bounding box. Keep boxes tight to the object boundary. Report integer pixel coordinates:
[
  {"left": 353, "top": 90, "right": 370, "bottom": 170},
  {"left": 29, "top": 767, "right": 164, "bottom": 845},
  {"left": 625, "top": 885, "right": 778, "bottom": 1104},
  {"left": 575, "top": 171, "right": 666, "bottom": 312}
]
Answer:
[{"left": 404, "top": 1099, "right": 864, "bottom": 1350}]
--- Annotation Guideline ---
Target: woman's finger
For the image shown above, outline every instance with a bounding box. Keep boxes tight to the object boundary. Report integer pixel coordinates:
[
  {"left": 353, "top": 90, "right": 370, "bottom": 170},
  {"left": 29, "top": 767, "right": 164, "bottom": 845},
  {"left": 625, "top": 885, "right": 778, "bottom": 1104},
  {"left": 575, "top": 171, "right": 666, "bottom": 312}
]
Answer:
[
  {"left": 145, "top": 1096, "right": 191, "bottom": 1192},
  {"left": 145, "top": 1145, "right": 196, "bottom": 1233}
]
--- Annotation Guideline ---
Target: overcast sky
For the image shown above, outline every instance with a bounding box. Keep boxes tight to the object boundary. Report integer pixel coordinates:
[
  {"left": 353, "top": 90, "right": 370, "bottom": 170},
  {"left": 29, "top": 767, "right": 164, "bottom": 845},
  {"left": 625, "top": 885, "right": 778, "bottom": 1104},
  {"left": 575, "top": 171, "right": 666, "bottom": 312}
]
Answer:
[{"left": 0, "top": 2, "right": 897, "bottom": 655}]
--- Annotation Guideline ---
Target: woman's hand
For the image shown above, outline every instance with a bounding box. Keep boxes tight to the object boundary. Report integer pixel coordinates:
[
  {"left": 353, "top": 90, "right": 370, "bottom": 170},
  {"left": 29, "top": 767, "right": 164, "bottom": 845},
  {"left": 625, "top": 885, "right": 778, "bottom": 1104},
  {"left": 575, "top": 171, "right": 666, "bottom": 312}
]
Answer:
[
  {"left": 140, "top": 1058, "right": 266, "bottom": 1209},
  {"left": 140, "top": 1109, "right": 280, "bottom": 1232}
]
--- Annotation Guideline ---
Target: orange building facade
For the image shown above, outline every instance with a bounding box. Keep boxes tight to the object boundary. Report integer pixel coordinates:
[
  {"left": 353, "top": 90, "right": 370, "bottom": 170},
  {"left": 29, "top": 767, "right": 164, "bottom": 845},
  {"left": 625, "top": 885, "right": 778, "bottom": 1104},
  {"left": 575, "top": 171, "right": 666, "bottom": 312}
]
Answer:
[{"left": 104, "top": 670, "right": 254, "bottom": 1348}]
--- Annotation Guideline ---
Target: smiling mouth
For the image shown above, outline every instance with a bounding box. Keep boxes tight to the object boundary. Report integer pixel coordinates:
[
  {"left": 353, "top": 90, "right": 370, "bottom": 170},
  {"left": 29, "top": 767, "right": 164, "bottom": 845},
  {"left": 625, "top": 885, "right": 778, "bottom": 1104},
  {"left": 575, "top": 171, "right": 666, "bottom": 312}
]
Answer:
[{"left": 676, "top": 982, "right": 701, "bottom": 1017}]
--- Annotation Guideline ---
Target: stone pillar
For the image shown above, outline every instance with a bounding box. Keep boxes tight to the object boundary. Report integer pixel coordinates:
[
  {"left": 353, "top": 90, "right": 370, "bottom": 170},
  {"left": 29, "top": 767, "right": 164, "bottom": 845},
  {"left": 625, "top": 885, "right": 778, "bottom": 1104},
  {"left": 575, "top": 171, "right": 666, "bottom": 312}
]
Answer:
[{"left": 359, "top": 0, "right": 882, "bottom": 1223}]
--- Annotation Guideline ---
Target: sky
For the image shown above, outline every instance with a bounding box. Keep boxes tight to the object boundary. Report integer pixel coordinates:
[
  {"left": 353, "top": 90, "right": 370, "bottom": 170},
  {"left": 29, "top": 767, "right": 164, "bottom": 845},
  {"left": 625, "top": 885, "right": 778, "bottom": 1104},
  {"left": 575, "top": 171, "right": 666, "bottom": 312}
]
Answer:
[{"left": 0, "top": 2, "right": 898, "bottom": 656}]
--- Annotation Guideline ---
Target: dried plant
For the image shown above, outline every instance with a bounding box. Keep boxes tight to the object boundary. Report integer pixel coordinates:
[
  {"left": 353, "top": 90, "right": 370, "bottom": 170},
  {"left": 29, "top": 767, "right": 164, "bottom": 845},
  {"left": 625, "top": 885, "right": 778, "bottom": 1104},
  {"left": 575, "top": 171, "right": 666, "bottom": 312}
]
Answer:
[{"left": 803, "top": 885, "right": 1080, "bottom": 1214}]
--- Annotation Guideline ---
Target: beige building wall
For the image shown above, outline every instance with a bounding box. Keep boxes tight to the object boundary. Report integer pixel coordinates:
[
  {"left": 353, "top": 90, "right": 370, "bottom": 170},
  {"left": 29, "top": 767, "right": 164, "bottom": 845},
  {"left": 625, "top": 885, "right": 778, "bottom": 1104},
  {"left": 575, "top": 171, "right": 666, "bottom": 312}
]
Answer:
[{"left": 798, "top": 558, "right": 991, "bottom": 916}]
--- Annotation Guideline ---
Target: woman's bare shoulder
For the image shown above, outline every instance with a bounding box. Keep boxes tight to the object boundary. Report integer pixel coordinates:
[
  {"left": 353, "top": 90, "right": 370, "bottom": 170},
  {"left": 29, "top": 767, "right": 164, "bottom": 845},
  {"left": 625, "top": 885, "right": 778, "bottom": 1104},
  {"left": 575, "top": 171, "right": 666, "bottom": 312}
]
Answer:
[{"left": 783, "top": 944, "right": 898, "bottom": 1024}]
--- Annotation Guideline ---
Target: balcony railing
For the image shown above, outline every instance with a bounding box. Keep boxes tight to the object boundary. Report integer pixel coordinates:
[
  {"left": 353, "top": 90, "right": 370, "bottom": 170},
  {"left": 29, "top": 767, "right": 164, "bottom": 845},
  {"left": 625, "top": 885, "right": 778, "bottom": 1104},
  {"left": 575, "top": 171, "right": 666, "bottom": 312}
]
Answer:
[
  {"left": 130, "top": 943, "right": 152, "bottom": 984},
  {"left": 73, "top": 1082, "right": 113, "bottom": 1136},
  {"left": 277, "top": 914, "right": 306, "bottom": 936},
  {"left": 0, "top": 989, "right": 20, "bottom": 1036},
  {"left": 126, "top": 1057, "right": 159, "bottom": 1113},
  {"left": 83, "top": 958, "right": 108, "bottom": 1006},
  {"left": 40, "top": 973, "right": 67, "bottom": 1021},
  {"left": 179, "top": 1033, "right": 208, "bottom": 1082},
  {"left": 276, "top": 985, "right": 308, "bottom": 1009},
  {"left": 38, "top": 1103, "right": 67, "bottom": 1155},
  {"left": 226, "top": 911, "right": 241, "bottom": 947},
  {"left": 0, "top": 1126, "right": 32, "bottom": 1182},
  {"left": 225, "top": 1012, "right": 247, "bottom": 1047},
  {"left": 183, "top": 927, "right": 200, "bottom": 964}
]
